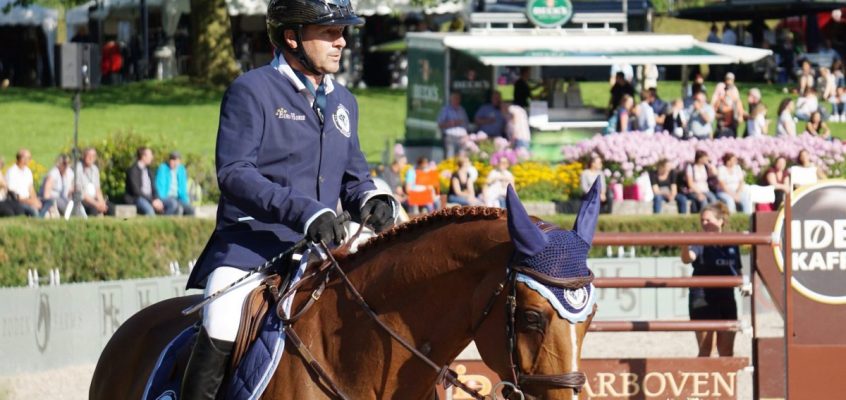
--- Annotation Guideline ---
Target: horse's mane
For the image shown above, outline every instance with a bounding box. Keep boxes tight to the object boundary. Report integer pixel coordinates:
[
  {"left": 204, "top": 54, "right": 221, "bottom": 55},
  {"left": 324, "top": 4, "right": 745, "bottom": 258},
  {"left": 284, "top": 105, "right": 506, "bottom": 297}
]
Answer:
[{"left": 337, "top": 206, "right": 506, "bottom": 262}]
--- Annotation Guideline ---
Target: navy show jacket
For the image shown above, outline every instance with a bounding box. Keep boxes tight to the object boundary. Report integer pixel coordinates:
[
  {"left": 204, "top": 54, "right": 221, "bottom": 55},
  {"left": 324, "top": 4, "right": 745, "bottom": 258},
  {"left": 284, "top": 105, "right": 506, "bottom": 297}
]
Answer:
[{"left": 187, "top": 61, "right": 380, "bottom": 289}]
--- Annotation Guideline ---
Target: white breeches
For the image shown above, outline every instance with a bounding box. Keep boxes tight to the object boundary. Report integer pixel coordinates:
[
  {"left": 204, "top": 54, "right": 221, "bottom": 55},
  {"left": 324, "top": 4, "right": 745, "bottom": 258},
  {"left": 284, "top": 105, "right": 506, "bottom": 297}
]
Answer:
[{"left": 202, "top": 266, "right": 267, "bottom": 342}]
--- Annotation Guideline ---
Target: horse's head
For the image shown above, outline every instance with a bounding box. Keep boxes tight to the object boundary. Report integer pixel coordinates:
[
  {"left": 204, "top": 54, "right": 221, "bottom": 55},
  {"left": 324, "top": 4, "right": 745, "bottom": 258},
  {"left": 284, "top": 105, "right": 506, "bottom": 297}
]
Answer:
[{"left": 476, "top": 179, "right": 600, "bottom": 400}]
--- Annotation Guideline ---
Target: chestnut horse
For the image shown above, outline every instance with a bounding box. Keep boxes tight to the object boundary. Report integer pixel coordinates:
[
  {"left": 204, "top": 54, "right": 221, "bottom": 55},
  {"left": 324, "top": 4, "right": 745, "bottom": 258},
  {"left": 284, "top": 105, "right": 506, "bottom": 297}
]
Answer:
[{"left": 91, "top": 186, "right": 599, "bottom": 399}]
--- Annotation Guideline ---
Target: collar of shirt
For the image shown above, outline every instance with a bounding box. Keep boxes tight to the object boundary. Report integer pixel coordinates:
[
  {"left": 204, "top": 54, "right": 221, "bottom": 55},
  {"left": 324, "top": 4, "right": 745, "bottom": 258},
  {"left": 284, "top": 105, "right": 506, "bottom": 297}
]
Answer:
[{"left": 271, "top": 51, "right": 335, "bottom": 107}]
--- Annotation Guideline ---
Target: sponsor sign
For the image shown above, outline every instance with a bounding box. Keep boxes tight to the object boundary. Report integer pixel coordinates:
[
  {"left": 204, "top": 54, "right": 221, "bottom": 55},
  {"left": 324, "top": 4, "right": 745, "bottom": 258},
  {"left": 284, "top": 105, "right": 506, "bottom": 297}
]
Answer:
[
  {"left": 773, "top": 180, "right": 846, "bottom": 304},
  {"left": 526, "top": 0, "right": 573, "bottom": 28}
]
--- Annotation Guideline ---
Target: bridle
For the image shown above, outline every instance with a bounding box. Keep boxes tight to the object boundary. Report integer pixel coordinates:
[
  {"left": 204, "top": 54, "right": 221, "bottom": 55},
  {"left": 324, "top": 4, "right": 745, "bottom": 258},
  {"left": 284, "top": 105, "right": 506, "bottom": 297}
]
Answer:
[{"left": 274, "top": 224, "right": 594, "bottom": 399}]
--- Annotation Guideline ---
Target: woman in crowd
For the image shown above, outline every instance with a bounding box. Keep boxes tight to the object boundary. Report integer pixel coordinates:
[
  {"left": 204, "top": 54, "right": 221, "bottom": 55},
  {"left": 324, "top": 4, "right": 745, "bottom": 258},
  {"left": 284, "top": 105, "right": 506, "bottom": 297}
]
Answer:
[
  {"left": 792, "top": 149, "right": 827, "bottom": 189},
  {"left": 580, "top": 154, "right": 611, "bottom": 213},
  {"left": 482, "top": 157, "right": 515, "bottom": 208},
  {"left": 745, "top": 103, "right": 768, "bottom": 137},
  {"left": 681, "top": 202, "right": 742, "bottom": 357},
  {"left": 803, "top": 111, "right": 831, "bottom": 139},
  {"left": 776, "top": 98, "right": 796, "bottom": 136},
  {"left": 716, "top": 153, "right": 751, "bottom": 214},
  {"left": 664, "top": 98, "right": 688, "bottom": 139},
  {"left": 39, "top": 154, "right": 74, "bottom": 218},
  {"left": 820, "top": 67, "right": 838, "bottom": 121},
  {"left": 615, "top": 94, "right": 634, "bottom": 133},
  {"left": 685, "top": 150, "right": 717, "bottom": 213},
  {"left": 650, "top": 159, "right": 686, "bottom": 213},
  {"left": 797, "top": 59, "right": 815, "bottom": 95},
  {"left": 794, "top": 87, "right": 819, "bottom": 121},
  {"left": 763, "top": 156, "right": 789, "bottom": 210},
  {"left": 447, "top": 158, "right": 481, "bottom": 206}
]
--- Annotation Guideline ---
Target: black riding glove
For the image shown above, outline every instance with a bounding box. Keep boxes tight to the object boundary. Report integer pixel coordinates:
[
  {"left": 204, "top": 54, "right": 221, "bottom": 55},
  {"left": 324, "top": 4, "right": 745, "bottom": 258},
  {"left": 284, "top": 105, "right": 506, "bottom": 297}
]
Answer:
[
  {"left": 360, "top": 197, "right": 395, "bottom": 233},
  {"left": 306, "top": 211, "right": 346, "bottom": 245}
]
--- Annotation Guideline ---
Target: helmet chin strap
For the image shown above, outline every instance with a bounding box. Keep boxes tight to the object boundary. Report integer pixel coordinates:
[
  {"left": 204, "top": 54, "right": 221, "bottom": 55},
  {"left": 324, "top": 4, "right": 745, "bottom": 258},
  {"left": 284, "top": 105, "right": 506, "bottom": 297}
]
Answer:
[{"left": 288, "top": 25, "right": 323, "bottom": 77}]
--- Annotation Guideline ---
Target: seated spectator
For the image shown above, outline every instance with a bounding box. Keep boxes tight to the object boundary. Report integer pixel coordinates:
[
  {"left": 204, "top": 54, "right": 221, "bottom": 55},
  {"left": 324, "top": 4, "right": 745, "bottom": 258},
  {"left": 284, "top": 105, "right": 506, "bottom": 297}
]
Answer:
[
  {"left": 685, "top": 150, "right": 717, "bottom": 213},
  {"left": 797, "top": 59, "right": 815, "bottom": 95},
  {"left": 650, "top": 159, "right": 687, "bottom": 214},
  {"left": 795, "top": 87, "right": 819, "bottom": 121},
  {"left": 474, "top": 90, "right": 505, "bottom": 139},
  {"left": 125, "top": 146, "right": 164, "bottom": 216},
  {"left": 502, "top": 101, "right": 531, "bottom": 150},
  {"left": 609, "top": 71, "right": 635, "bottom": 115},
  {"left": 0, "top": 158, "right": 26, "bottom": 217},
  {"left": 39, "top": 154, "right": 75, "bottom": 218},
  {"left": 381, "top": 156, "right": 408, "bottom": 208},
  {"left": 834, "top": 86, "right": 846, "bottom": 123},
  {"left": 745, "top": 103, "right": 768, "bottom": 137},
  {"left": 437, "top": 92, "right": 469, "bottom": 159},
  {"left": 804, "top": 111, "right": 831, "bottom": 139},
  {"left": 405, "top": 157, "right": 438, "bottom": 213},
  {"left": 647, "top": 87, "right": 669, "bottom": 128},
  {"left": 763, "top": 156, "right": 789, "bottom": 210},
  {"left": 4, "top": 149, "right": 40, "bottom": 216},
  {"left": 448, "top": 158, "right": 481, "bottom": 206},
  {"left": 776, "top": 98, "right": 796, "bottom": 136},
  {"left": 482, "top": 158, "right": 515, "bottom": 208},
  {"left": 663, "top": 98, "right": 688, "bottom": 139},
  {"left": 685, "top": 92, "right": 715, "bottom": 139},
  {"left": 636, "top": 90, "right": 656, "bottom": 133},
  {"left": 580, "top": 154, "right": 610, "bottom": 213},
  {"left": 76, "top": 147, "right": 110, "bottom": 216},
  {"left": 820, "top": 67, "right": 838, "bottom": 120},
  {"left": 606, "top": 94, "right": 633, "bottom": 134},
  {"left": 790, "top": 149, "right": 826, "bottom": 189},
  {"left": 745, "top": 88, "right": 762, "bottom": 123},
  {"left": 716, "top": 153, "right": 752, "bottom": 214},
  {"left": 155, "top": 151, "right": 195, "bottom": 216}
]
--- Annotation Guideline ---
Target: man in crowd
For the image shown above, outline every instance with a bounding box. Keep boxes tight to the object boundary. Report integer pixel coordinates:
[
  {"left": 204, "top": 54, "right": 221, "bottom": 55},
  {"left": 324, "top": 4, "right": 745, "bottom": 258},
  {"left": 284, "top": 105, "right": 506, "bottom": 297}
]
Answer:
[
  {"left": 647, "top": 87, "right": 668, "bottom": 127},
  {"left": 4, "top": 149, "right": 40, "bottom": 216},
  {"left": 609, "top": 71, "right": 634, "bottom": 116},
  {"left": 711, "top": 72, "right": 744, "bottom": 138},
  {"left": 155, "top": 151, "right": 194, "bottom": 216},
  {"left": 76, "top": 147, "right": 110, "bottom": 216},
  {"left": 474, "top": 90, "right": 505, "bottom": 139},
  {"left": 437, "top": 91, "right": 469, "bottom": 159},
  {"left": 39, "top": 154, "right": 75, "bottom": 217},
  {"left": 124, "top": 146, "right": 164, "bottom": 216},
  {"left": 687, "top": 92, "right": 715, "bottom": 139}
]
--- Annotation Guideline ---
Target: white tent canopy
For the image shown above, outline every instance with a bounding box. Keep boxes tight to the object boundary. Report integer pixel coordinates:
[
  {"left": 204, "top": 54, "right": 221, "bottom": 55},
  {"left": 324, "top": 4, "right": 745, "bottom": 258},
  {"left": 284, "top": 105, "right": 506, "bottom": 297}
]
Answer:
[
  {"left": 0, "top": 0, "right": 58, "bottom": 83},
  {"left": 418, "top": 30, "right": 773, "bottom": 66}
]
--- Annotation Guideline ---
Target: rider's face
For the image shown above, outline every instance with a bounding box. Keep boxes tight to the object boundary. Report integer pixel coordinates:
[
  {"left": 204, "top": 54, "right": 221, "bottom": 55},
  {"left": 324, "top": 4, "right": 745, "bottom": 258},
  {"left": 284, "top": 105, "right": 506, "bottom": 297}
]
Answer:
[{"left": 299, "top": 25, "right": 346, "bottom": 74}]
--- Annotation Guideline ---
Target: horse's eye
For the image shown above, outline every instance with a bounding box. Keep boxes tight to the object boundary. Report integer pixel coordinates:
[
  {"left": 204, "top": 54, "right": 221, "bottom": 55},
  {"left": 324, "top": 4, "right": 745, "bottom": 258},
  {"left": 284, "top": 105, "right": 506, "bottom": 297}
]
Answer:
[{"left": 519, "top": 310, "right": 547, "bottom": 332}]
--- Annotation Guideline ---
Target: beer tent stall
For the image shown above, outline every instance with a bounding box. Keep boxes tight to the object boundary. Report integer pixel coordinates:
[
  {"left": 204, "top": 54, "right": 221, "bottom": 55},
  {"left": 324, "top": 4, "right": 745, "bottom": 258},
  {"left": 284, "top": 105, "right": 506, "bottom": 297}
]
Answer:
[{"left": 404, "top": 29, "right": 772, "bottom": 156}]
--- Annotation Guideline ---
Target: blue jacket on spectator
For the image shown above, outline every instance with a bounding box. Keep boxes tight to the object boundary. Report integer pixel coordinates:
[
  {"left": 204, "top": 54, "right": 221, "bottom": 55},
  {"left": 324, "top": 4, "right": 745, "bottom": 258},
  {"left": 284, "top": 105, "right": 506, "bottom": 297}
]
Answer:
[{"left": 155, "top": 162, "right": 189, "bottom": 204}]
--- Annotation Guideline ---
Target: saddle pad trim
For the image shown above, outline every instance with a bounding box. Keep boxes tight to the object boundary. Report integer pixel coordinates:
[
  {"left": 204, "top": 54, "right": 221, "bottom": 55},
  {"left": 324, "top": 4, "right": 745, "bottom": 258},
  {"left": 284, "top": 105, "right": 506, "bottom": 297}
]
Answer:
[{"left": 142, "top": 325, "right": 196, "bottom": 400}]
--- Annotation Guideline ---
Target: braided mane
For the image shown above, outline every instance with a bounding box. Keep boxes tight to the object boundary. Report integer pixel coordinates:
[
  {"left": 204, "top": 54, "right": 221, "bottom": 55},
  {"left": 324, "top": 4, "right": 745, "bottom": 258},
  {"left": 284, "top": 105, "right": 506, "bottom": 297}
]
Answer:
[{"left": 338, "top": 206, "right": 506, "bottom": 262}]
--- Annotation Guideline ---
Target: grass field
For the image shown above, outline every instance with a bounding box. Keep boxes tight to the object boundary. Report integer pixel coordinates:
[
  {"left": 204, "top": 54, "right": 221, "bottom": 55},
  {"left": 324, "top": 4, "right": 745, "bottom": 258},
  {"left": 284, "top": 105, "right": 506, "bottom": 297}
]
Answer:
[{"left": 1, "top": 77, "right": 842, "bottom": 167}]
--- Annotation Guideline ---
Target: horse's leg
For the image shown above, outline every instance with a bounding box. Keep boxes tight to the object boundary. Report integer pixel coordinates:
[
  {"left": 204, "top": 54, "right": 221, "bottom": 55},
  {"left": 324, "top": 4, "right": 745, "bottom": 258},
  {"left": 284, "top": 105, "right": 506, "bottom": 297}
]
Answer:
[{"left": 89, "top": 295, "right": 200, "bottom": 399}]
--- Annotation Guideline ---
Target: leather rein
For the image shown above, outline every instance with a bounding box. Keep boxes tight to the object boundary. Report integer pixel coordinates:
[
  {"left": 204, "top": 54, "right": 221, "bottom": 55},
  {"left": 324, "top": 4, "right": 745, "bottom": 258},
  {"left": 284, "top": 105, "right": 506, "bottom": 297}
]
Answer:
[{"left": 273, "top": 223, "right": 593, "bottom": 399}]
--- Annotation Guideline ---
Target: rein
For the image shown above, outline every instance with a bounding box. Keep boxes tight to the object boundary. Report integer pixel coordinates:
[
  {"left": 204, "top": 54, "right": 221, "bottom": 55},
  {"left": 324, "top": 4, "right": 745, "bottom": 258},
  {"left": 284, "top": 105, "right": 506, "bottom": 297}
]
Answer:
[{"left": 276, "top": 221, "right": 592, "bottom": 399}]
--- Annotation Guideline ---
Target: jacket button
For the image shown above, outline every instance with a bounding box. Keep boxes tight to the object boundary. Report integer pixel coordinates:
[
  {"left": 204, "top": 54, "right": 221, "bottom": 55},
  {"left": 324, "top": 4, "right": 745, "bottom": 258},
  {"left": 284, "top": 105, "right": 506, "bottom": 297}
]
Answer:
[{"left": 319, "top": 176, "right": 325, "bottom": 183}]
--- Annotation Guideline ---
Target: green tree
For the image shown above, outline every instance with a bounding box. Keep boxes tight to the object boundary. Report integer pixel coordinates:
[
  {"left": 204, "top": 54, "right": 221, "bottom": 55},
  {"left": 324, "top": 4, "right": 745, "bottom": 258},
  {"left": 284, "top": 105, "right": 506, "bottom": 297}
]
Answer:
[{"left": 6, "top": 0, "right": 240, "bottom": 85}]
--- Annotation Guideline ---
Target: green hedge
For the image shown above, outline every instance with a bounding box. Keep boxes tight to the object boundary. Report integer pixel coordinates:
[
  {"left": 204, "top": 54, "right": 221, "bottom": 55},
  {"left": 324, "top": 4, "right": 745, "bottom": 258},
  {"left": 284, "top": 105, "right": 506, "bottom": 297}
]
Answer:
[
  {"left": 0, "top": 214, "right": 753, "bottom": 286},
  {"left": 0, "top": 217, "right": 214, "bottom": 287}
]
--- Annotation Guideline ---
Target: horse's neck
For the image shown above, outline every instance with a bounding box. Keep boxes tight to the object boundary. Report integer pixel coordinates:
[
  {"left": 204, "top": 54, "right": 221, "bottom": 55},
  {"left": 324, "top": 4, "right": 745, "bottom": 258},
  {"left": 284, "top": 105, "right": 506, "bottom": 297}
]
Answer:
[{"left": 271, "top": 218, "right": 511, "bottom": 399}]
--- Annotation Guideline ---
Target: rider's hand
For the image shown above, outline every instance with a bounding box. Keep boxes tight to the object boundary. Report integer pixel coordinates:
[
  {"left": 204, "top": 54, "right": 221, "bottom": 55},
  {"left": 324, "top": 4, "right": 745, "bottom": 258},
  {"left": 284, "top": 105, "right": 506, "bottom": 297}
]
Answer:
[
  {"left": 306, "top": 211, "right": 346, "bottom": 245},
  {"left": 361, "top": 197, "right": 394, "bottom": 233}
]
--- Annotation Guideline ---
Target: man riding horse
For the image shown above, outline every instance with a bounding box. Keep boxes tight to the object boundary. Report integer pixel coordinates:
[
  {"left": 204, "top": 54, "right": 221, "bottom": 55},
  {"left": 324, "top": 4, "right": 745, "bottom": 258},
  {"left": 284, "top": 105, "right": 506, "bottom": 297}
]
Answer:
[{"left": 180, "top": 0, "right": 397, "bottom": 397}]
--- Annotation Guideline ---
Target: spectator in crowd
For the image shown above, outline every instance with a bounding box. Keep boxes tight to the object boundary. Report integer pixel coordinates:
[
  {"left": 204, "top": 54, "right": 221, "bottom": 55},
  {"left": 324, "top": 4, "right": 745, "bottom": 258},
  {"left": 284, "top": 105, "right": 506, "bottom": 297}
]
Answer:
[
  {"left": 819, "top": 67, "right": 839, "bottom": 121},
  {"left": 664, "top": 98, "right": 688, "bottom": 139},
  {"left": 125, "top": 146, "right": 164, "bottom": 216},
  {"left": 610, "top": 63, "right": 635, "bottom": 85},
  {"left": 647, "top": 87, "right": 668, "bottom": 127},
  {"left": 706, "top": 23, "right": 721, "bottom": 43},
  {"left": 792, "top": 149, "right": 826, "bottom": 189},
  {"left": 609, "top": 72, "right": 635, "bottom": 115},
  {"left": 795, "top": 87, "right": 820, "bottom": 121},
  {"left": 608, "top": 94, "right": 634, "bottom": 134},
  {"left": 685, "top": 73, "right": 707, "bottom": 105},
  {"left": 482, "top": 157, "right": 515, "bottom": 208},
  {"left": 776, "top": 98, "right": 796, "bottom": 136},
  {"left": 39, "top": 154, "right": 75, "bottom": 217},
  {"left": 833, "top": 59, "right": 846, "bottom": 87},
  {"left": 686, "top": 92, "right": 715, "bottom": 139},
  {"left": 448, "top": 157, "right": 481, "bottom": 206},
  {"left": 650, "top": 159, "right": 686, "bottom": 214},
  {"left": 474, "top": 90, "right": 505, "bottom": 139},
  {"left": 0, "top": 158, "right": 26, "bottom": 217},
  {"left": 804, "top": 111, "right": 831, "bottom": 139},
  {"left": 681, "top": 202, "right": 742, "bottom": 357},
  {"left": 155, "top": 151, "right": 195, "bottom": 216},
  {"left": 763, "top": 156, "right": 789, "bottom": 210},
  {"left": 744, "top": 88, "right": 762, "bottom": 127},
  {"left": 635, "top": 90, "right": 657, "bottom": 133},
  {"left": 835, "top": 86, "right": 846, "bottom": 122},
  {"left": 381, "top": 156, "right": 408, "bottom": 209},
  {"left": 745, "top": 103, "right": 769, "bottom": 137},
  {"left": 513, "top": 67, "right": 535, "bottom": 108},
  {"left": 406, "top": 156, "right": 439, "bottom": 213},
  {"left": 711, "top": 72, "right": 744, "bottom": 138},
  {"left": 798, "top": 59, "right": 815, "bottom": 95},
  {"left": 721, "top": 22, "right": 737, "bottom": 45},
  {"left": 4, "top": 149, "right": 40, "bottom": 216},
  {"left": 685, "top": 150, "right": 717, "bottom": 213},
  {"left": 716, "top": 153, "right": 752, "bottom": 214},
  {"left": 502, "top": 101, "right": 531, "bottom": 150},
  {"left": 76, "top": 147, "right": 110, "bottom": 216},
  {"left": 580, "top": 154, "right": 610, "bottom": 212},
  {"left": 437, "top": 92, "right": 470, "bottom": 159},
  {"left": 641, "top": 64, "right": 659, "bottom": 91}
]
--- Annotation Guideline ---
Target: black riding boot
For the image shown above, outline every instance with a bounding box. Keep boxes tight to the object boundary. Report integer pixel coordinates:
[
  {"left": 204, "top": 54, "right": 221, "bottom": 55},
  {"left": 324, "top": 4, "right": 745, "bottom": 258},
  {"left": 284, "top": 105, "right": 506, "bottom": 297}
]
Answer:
[{"left": 181, "top": 327, "right": 234, "bottom": 400}]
